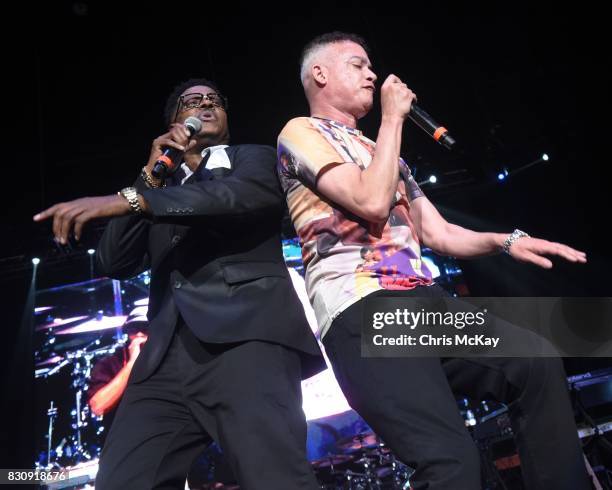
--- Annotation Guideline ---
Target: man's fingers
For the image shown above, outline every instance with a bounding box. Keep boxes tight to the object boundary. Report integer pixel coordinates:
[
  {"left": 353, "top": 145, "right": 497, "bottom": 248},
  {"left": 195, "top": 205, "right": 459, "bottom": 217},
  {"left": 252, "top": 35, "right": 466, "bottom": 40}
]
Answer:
[
  {"left": 58, "top": 207, "right": 82, "bottom": 244},
  {"left": 522, "top": 250, "right": 553, "bottom": 269},
  {"left": 34, "top": 196, "right": 120, "bottom": 244},
  {"left": 51, "top": 206, "right": 69, "bottom": 243},
  {"left": 158, "top": 138, "right": 186, "bottom": 152},
  {"left": 73, "top": 211, "right": 92, "bottom": 241},
  {"left": 533, "top": 240, "right": 587, "bottom": 263},
  {"left": 169, "top": 126, "right": 191, "bottom": 144},
  {"left": 384, "top": 74, "right": 401, "bottom": 85},
  {"left": 557, "top": 243, "right": 587, "bottom": 261},
  {"left": 555, "top": 245, "right": 586, "bottom": 263},
  {"left": 540, "top": 242, "right": 575, "bottom": 261},
  {"left": 47, "top": 202, "right": 77, "bottom": 242},
  {"left": 33, "top": 204, "right": 60, "bottom": 222}
]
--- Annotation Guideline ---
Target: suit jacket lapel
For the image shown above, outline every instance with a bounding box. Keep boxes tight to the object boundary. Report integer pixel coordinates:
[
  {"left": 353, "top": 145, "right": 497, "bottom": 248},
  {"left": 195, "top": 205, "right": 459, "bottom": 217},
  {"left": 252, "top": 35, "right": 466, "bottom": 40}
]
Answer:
[{"left": 209, "top": 167, "right": 231, "bottom": 179}]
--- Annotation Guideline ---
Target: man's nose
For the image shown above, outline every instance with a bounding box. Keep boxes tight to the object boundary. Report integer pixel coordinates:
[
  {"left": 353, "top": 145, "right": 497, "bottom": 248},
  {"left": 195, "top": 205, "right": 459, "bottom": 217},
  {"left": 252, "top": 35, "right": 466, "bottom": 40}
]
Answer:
[
  {"left": 367, "top": 68, "right": 378, "bottom": 83},
  {"left": 200, "top": 96, "right": 215, "bottom": 109}
]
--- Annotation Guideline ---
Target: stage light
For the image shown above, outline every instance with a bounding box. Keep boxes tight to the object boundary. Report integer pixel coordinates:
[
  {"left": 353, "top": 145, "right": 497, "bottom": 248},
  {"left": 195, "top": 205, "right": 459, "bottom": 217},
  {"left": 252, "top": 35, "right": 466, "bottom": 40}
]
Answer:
[
  {"left": 32, "top": 257, "right": 40, "bottom": 265},
  {"left": 87, "top": 249, "right": 95, "bottom": 255},
  {"left": 417, "top": 174, "right": 438, "bottom": 186},
  {"left": 497, "top": 168, "right": 509, "bottom": 181},
  {"left": 542, "top": 153, "right": 549, "bottom": 161}
]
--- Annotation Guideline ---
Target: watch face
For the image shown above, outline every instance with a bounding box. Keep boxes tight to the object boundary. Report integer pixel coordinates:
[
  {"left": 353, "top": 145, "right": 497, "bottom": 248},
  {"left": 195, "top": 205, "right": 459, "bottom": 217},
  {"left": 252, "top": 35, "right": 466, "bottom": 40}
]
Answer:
[
  {"left": 122, "top": 188, "right": 136, "bottom": 199},
  {"left": 120, "top": 188, "right": 141, "bottom": 213}
]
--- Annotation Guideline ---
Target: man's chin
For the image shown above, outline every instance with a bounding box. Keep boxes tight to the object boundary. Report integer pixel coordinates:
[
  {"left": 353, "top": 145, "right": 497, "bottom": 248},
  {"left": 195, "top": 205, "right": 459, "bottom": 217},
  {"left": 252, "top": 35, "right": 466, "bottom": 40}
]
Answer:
[{"left": 356, "top": 104, "right": 373, "bottom": 120}]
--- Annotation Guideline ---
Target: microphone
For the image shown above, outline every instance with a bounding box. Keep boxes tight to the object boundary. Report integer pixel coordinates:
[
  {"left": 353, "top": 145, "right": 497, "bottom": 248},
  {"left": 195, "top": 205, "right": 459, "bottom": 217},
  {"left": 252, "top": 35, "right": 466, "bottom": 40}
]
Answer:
[
  {"left": 151, "top": 116, "right": 203, "bottom": 179},
  {"left": 408, "top": 105, "right": 456, "bottom": 150}
]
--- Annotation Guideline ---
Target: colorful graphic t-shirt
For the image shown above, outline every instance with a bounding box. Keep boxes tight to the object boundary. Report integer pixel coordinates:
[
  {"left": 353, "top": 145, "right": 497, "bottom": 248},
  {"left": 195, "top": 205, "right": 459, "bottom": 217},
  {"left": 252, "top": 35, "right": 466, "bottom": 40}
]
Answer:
[{"left": 277, "top": 117, "right": 433, "bottom": 338}]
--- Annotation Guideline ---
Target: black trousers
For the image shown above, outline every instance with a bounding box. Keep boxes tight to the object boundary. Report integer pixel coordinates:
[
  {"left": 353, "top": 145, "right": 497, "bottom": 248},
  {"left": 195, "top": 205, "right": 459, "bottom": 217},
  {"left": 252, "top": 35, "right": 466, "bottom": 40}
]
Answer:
[
  {"left": 95, "top": 321, "right": 319, "bottom": 490},
  {"left": 322, "top": 285, "right": 590, "bottom": 490}
]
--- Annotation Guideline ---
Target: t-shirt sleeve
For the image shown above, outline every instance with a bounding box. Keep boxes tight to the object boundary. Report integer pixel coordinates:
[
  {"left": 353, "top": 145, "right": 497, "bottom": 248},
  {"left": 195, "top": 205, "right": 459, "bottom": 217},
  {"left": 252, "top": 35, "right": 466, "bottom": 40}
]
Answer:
[
  {"left": 86, "top": 354, "right": 122, "bottom": 401},
  {"left": 277, "top": 118, "right": 350, "bottom": 188}
]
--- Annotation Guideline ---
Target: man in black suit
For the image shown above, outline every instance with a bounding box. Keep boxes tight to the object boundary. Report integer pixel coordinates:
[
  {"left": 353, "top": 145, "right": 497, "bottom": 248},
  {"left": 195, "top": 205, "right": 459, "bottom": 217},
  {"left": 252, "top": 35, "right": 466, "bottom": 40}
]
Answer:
[{"left": 34, "top": 78, "right": 324, "bottom": 490}]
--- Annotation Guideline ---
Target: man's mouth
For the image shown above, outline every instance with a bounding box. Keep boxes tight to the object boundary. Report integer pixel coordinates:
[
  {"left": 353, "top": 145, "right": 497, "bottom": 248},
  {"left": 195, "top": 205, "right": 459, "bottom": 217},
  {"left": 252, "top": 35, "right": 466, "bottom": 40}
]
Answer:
[{"left": 199, "top": 111, "right": 216, "bottom": 121}]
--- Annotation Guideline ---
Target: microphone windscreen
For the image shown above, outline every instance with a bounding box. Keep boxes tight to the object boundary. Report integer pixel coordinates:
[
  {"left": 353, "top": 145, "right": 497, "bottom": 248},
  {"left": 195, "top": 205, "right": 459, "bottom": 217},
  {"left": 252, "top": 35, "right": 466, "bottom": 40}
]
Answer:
[{"left": 184, "top": 117, "right": 203, "bottom": 134}]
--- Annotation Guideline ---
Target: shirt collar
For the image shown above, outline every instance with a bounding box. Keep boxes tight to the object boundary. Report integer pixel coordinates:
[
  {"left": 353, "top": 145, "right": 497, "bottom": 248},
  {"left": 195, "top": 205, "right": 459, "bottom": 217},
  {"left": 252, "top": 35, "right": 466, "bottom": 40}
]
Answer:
[
  {"left": 200, "top": 144, "right": 229, "bottom": 159},
  {"left": 179, "top": 144, "right": 230, "bottom": 184},
  {"left": 311, "top": 116, "right": 363, "bottom": 137}
]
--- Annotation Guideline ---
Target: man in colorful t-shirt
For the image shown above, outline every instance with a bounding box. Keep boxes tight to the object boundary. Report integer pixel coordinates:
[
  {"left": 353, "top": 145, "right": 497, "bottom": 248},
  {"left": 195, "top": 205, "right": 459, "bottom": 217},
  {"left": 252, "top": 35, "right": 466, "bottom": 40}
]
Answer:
[{"left": 278, "top": 32, "right": 590, "bottom": 490}]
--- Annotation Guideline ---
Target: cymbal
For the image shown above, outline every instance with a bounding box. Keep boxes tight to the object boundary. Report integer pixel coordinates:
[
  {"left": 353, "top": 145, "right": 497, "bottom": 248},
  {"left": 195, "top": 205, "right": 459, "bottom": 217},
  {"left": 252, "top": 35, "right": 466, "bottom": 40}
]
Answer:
[
  {"left": 336, "top": 431, "right": 382, "bottom": 451},
  {"left": 56, "top": 315, "right": 127, "bottom": 334},
  {"left": 353, "top": 455, "right": 376, "bottom": 465},
  {"left": 127, "top": 305, "right": 148, "bottom": 318},
  {"left": 311, "top": 454, "right": 354, "bottom": 469},
  {"left": 46, "top": 336, "right": 98, "bottom": 353},
  {"left": 34, "top": 306, "right": 55, "bottom": 315},
  {"left": 35, "top": 316, "right": 89, "bottom": 332},
  {"left": 35, "top": 355, "right": 63, "bottom": 367}
]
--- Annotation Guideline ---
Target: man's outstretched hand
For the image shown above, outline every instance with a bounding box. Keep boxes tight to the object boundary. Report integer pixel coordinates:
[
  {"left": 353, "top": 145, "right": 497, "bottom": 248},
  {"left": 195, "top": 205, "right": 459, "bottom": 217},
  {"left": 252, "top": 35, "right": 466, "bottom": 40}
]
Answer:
[
  {"left": 508, "top": 236, "right": 587, "bottom": 269},
  {"left": 33, "top": 195, "right": 131, "bottom": 244}
]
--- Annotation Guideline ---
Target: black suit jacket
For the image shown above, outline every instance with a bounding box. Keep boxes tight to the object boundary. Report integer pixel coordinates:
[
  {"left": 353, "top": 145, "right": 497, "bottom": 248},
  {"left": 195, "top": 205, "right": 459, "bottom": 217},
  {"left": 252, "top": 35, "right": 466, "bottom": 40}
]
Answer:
[{"left": 96, "top": 144, "right": 324, "bottom": 383}]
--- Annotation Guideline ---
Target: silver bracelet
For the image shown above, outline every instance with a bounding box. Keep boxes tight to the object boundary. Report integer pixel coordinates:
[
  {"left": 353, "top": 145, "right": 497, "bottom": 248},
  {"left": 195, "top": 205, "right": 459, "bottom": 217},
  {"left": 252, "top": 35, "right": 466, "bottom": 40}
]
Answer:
[{"left": 502, "top": 229, "right": 529, "bottom": 254}]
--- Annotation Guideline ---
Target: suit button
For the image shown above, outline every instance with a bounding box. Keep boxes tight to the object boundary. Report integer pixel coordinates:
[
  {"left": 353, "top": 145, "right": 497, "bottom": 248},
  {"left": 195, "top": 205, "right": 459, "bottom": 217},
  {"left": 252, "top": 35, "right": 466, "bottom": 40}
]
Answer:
[
  {"left": 174, "top": 280, "right": 182, "bottom": 289},
  {"left": 171, "top": 235, "right": 181, "bottom": 245}
]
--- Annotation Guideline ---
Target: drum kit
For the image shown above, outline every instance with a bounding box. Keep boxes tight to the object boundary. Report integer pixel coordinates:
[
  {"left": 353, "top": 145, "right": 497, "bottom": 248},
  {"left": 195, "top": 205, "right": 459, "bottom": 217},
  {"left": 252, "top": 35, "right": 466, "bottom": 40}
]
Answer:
[
  {"left": 34, "top": 308, "right": 130, "bottom": 472},
  {"left": 33, "top": 300, "right": 504, "bottom": 489},
  {"left": 311, "top": 432, "right": 414, "bottom": 490},
  {"left": 189, "top": 432, "right": 414, "bottom": 489},
  {"left": 308, "top": 397, "right": 504, "bottom": 490}
]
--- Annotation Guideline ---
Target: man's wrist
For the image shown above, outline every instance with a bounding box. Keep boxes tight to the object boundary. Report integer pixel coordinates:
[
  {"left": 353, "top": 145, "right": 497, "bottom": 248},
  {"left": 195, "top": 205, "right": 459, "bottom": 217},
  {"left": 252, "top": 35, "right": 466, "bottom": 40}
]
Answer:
[
  {"left": 492, "top": 233, "right": 507, "bottom": 253},
  {"left": 381, "top": 114, "right": 405, "bottom": 126},
  {"left": 137, "top": 194, "right": 150, "bottom": 214},
  {"left": 118, "top": 187, "right": 143, "bottom": 214},
  {"left": 141, "top": 166, "right": 165, "bottom": 188},
  {"left": 501, "top": 229, "right": 530, "bottom": 254},
  {"left": 114, "top": 194, "right": 132, "bottom": 214}
]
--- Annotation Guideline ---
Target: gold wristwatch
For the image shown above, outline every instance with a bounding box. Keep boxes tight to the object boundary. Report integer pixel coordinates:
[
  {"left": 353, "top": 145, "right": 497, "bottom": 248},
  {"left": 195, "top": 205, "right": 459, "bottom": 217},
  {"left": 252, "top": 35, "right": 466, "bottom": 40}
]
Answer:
[{"left": 118, "top": 187, "right": 143, "bottom": 214}]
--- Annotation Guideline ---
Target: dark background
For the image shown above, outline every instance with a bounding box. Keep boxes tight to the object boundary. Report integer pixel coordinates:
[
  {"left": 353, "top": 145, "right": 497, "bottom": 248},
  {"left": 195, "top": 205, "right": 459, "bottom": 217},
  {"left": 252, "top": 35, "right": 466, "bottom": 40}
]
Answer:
[{"left": 1, "top": 1, "right": 609, "bottom": 471}]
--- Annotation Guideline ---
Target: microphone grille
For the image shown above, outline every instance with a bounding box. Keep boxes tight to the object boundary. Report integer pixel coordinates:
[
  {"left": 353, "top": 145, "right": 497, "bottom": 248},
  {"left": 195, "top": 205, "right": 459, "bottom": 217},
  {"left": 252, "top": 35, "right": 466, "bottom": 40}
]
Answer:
[{"left": 184, "top": 116, "right": 203, "bottom": 133}]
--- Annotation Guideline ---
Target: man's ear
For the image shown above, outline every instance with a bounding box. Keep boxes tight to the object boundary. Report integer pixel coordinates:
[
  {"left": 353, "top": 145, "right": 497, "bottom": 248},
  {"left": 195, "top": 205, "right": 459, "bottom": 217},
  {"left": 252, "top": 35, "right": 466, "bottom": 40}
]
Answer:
[{"left": 312, "top": 63, "right": 328, "bottom": 86}]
